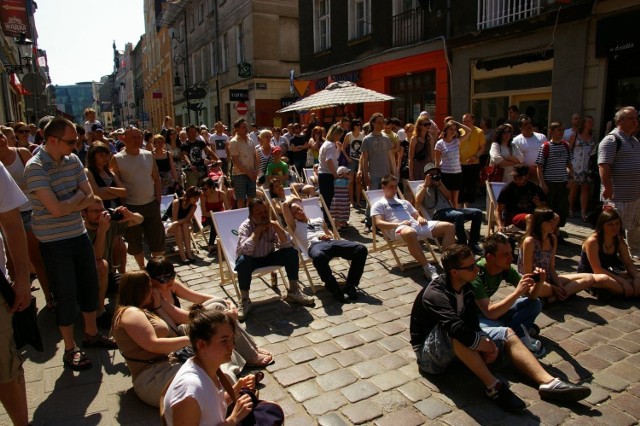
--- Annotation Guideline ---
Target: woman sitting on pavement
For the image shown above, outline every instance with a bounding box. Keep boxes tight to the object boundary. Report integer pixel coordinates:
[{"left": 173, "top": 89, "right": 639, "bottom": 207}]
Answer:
[
  {"left": 578, "top": 209, "right": 640, "bottom": 298},
  {"left": 162, "top": 309, "right": 257, "bottom": 425},
  {"left": 145, "top": 257, "right": 274, "bottom": 369},
  {"left": 165, "top": 186, "right": 201, "bottom": 264},
  {"left": 111, "top": 271, "right": 190, "bottom": 407},
  {"left": 517, "top": 208, "right": 597, "bottom": 303}
]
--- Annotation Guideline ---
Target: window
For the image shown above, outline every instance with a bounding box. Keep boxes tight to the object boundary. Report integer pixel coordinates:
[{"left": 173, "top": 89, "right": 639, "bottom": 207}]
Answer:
[
  {"left": 236, "top": 22, "right": 245, "bottom": 63},
  {"left": 313, "top": 0, "right": 331, "bottom": 52},
  {"left": 348, "top": 0, "right": 371, "bottom": 40},
  {"left": 221, "top": 32, "right": 229, "bottom": 72}
]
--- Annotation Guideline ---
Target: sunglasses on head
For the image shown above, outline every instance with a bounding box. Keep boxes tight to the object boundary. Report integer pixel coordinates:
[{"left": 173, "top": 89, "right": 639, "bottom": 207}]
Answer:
[{"left": 154, "top": 271, "right": 176, "bottom": 283}]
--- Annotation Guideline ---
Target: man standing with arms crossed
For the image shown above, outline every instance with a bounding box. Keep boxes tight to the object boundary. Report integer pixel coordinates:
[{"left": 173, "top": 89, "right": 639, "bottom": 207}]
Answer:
[
  {"left": 229, "top": 118, "right": 259, "bottom": 208},
  {"left": 26, "top": 117, "right": 115, "bottom": 372},
  {"left": 599, "top": 106, "right": 640, "bottom": 258},
  {"left": 111, "top": 127, "right": 165, "bottom": 269}
]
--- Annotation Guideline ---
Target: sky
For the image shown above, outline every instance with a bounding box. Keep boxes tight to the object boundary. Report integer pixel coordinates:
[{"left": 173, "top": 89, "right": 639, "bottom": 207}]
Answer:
[{"left": 35, "top": 0, "right": 145, "bottom": 86}]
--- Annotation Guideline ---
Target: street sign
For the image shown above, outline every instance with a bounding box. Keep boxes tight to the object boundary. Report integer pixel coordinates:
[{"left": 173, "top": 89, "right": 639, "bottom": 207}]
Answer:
[
  {"left": 230, "top": 89, "right": 249, "bottom": 101},
  {"left": 236, "top": 102, "right": 248, "bottom": 115}
]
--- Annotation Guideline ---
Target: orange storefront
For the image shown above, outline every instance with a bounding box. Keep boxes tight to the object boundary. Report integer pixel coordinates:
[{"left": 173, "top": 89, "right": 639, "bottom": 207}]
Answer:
[{"left": 306, "top": 50, "right": 449, "bottom": 127}]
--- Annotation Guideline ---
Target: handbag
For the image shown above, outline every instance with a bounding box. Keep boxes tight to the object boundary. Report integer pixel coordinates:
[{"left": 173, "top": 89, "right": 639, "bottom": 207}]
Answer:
[
  {"left": 0, "top": 273, "right": 43, "bottom": 352},
  {"left": 484, "top": 164, "right": 504, "bottom": 183},
  {"left": 218, "top": 369, "right": 284, "bottom": 425}
]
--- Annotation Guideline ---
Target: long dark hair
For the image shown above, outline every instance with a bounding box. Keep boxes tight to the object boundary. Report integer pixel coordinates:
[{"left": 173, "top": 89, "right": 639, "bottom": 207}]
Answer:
[
  {"left": 595, "top": 209, "right": 624, "bottom": 250},
  {"left": 525, "top": 208, "right": 557, "bottom": 242},
  {"left": 494, "top": 124, "right": 514, "bottom": 146}
]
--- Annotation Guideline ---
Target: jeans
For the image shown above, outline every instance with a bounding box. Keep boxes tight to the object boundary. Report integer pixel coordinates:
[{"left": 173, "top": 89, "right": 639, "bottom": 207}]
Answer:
[
  {"left": 40, "top": 234, "right": 99, "bottom": 326},
  {"left": 235, "top": 247, "right": 299, "bottom": 291},
  {"left": 318, "top": 173, "right": 335, "bottom": 220},
  {"left": 308, "top": 240, "right": 368, "bottom": 292},
  {"left": 478, "top": 296, "right": 542, "bottom": 338},
  {"left": 433, "top": 207, "right": 482, "bottom": 245}
]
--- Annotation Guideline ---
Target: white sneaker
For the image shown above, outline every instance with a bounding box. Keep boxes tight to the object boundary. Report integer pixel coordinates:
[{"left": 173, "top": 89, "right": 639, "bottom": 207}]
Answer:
[
  {"left": 424, "top": 263, "right": 439, "bottom": 281},
  {"left": 286, "top": 290, "right": 315, "bottom": 306},
  {"left": 238, "top": 298, "right": 252, "bottom": 321}
]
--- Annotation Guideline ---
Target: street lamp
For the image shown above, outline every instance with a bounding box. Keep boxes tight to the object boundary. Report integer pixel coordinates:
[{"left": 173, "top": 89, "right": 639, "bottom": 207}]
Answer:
[{"left": 4, "top": 33, "right": 33, "bottom": 74}]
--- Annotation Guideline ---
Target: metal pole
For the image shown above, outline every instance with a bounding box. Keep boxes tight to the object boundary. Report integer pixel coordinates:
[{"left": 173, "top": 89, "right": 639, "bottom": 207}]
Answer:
[{"left": 183, "top": 9, "right": 191, "bottom": 125}]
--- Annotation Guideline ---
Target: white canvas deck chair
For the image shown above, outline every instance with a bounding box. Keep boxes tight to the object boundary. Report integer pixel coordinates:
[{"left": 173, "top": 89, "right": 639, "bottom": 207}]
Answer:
[
  {"left": 403, "top": 180, "right": 443, "bottom": 252},
  {"left": 302, "top": 168, "right": 315, "bottom": 184},
  {"left": 211, "top": 208, "right": 287, "bottom": 303},
  {"left": 485, "top": 180, "right": 524, "bottom": 238},
  {"left": 288, "top": 196, "right": 342, "bottom": 293},
  {"left": 364, "top": 188, "right": 440, "bottom": 272},
  {"left": 191, "top": 200, "right": 209, "bottom": 248},
  {"left": 160, "top": 194, "right": 177, "bottom": 252}
]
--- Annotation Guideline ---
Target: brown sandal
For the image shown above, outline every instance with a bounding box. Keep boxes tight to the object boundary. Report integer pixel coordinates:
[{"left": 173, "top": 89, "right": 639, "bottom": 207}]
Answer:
[{"left": 63, "top": 347, "right": 92, "bottom": 371}]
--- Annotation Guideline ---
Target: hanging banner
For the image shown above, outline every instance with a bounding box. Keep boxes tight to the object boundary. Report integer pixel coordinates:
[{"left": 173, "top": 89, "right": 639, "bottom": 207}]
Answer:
[{"left": 0, "top": 0, "right": 30, "bottom": 37}]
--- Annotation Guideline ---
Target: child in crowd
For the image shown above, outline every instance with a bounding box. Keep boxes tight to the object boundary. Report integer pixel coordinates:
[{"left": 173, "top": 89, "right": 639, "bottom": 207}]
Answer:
[{"left": 331, "top": 166, "right": 351, "bottom": 231}]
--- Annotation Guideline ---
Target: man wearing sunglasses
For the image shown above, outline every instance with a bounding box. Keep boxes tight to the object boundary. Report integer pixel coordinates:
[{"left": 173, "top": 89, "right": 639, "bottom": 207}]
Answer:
[
  {"left": 410, "top": 244, "right": 591, "bottom": 413},
  {"left": 25, "top": 117, "right": 116, "bottom": 372}
]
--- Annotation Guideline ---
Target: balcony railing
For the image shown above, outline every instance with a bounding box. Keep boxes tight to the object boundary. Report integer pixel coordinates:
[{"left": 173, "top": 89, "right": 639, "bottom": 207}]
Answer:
[
  {"left": 477, "top": 0, "right": 541, "bottom": 30},
  {"left": 391, "top": 8, "right": 425, "bottom": 47}
]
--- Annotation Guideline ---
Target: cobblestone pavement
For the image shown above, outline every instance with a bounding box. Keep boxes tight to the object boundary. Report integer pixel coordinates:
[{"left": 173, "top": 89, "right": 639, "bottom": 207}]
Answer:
[{"left": 2, "top": 201, "right": 640, "bottom": 425}]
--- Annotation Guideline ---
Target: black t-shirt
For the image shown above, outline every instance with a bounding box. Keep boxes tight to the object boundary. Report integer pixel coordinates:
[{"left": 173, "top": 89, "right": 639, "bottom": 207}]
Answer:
[
  {"left": 181, "top": 140, "right": 208, "bottom": 169},
  {"left": 289, "top": 134, "right": 307, "bottom": 163},
  {"left": 497, "top": 181, "right": 546, "bottom": 224}
]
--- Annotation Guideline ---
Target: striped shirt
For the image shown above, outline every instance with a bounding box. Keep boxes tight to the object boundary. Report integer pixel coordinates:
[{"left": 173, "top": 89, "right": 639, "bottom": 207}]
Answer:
[
  {"left": 598, "top": 129, "right": 640, "bottom": 201},
  {"left": 25, "top": 149, "right": 87, "bottom": 242},
  {"left": 535, "top": 141, "right": 573, "bottom": 183},
  {"left": 434, "top": 138, "right": 462, "bottom": 174},
  {"left": 236, "top": 218, "right": 293, "bottom": 258}
]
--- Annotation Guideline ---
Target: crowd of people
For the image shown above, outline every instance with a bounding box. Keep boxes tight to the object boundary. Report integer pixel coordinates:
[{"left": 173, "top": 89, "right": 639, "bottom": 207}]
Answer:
[{"left": 0, "top": 104, "right": 639, "bottom": 423}]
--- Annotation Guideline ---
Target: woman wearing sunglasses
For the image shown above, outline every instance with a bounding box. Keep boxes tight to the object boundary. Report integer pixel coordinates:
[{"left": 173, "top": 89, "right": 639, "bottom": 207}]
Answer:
[
  {"left": 12, "top": 122, "right": 37, "bottom": 153},
  {"left": 145, "top": 258, "right": 274, "bottom": 369}
]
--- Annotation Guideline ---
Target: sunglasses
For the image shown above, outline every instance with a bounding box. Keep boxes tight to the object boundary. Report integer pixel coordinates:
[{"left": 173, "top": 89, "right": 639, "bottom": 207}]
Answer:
[
  {"left": 419, "top": 123, "right": 431, "bottom": 127},
  {"left": 17, "top": 129, "right": 29, "bottom": 134},
  {"left": 154, "top": 272, "right": 176, "bottom": 283},
  {"left": 56, "top": 136, "right": 77, "bottom": 146},
  {"left": 455, "top": 260, "right": 478, "bottom": 271}
]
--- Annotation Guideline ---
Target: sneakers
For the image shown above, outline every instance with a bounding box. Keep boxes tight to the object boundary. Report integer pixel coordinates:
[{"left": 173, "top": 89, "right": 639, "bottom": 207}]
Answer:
[
  {"left": 520, "top": 324, "right": 546, "bottom": 358},
  {"left": 286, "top": 290, "right": 315, "bottom": 306},
  {"left": 424, "top": 263, "right": 439, "bottom": 282},
  {"left": 486, "top": 381, "right": 526, "bottom": 413},
  {"left": 238, "top": 298, "right": 252, "bottom": 321},
  {"left": 343, "top": 283, "right": 359, "bottom": 301},
  {"left": 330, "top": 288, "right": 350, "bottom": 303},
  {"left": 539, "top": 378, "right": 591, "bottom": 402}
]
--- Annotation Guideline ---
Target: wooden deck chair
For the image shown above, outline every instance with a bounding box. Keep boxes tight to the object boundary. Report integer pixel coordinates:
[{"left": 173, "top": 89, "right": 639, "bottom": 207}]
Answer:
[
  {"left": 160, "top": 194, "right": 178, "bottom": 252},
  {"left": 485, "top": 180, "right": 524, "bottom": 238},
  {"left": 363, "top": 188, "right": 440, "bottom": 271},
  {"left": 211, "top": 208, "right": 287, "bottom": 304},
  {"left": 289, "top": 165, "right": 303, "bottom": 183},
  {"left": 302, "top": 168, "right": 315, "bottom": 184},
  {"left": 190, "top": 200, "right": 209, "bottom": 248}
]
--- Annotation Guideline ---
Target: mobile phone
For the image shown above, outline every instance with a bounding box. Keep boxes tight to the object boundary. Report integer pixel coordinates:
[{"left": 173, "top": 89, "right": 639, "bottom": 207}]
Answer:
[{"left": 531, "top": 273, "right": 541, "bottom": 282}]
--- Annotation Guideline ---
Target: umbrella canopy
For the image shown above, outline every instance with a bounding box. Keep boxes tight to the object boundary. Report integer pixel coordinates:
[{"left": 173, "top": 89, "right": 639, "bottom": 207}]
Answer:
[{"left": 277, "top": 81, "right": 395, "bottom": 113}]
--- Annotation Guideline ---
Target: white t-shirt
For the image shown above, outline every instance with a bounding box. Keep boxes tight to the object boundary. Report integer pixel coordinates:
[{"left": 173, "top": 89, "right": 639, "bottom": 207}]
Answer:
[
  {"left": 0, "top": 163, "right": 29, "bottom": 277},
  {"left": 512, "top": 132, "right": 547, "bottom": 167},
  {"left": 434, "top": 138, "right": 462, "bottom": 174},
  {"left": 318, "top": 141, "right": 338, "bottom": 174},
  {"left": 209, "top": 133, "right": 230, "bottom": 159},
  {"left": 83, "top": 120, "right": 101, "bottom": 135},
  {"left": 371, "top": 197, "right": 417, "bottom": 225},
  {"left": 163, "top": 358, "right": 227, "bottom": 426}
]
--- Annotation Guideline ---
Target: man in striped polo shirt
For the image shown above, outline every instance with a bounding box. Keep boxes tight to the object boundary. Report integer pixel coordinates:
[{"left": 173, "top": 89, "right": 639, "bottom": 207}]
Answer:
[
  {"left": 535, "top": 122, "right": 574, "bottom": 242},
  {"left": 599, "top": 106, "right": 640, "bottom": 258},
  {"left": 25, "top": 117, "right": 116, "bottom": 372}
]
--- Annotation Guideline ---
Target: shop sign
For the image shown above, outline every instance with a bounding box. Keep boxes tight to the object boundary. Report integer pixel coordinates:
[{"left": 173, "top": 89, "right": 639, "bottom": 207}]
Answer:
[
  {"left": 230, "top": 89, "right": 249, "bottom": 101},
  {"left": 238, "top": 62, "right": 252, "bottom": 78},
  {"left": 315, "top": 70, "right": 361, "bottom": 91},
  {"left": 281, "top": 97, "right": 298, "bottom": 107},
  {"left": 596, "top": 12, "right": 640, "bottom": 57}
]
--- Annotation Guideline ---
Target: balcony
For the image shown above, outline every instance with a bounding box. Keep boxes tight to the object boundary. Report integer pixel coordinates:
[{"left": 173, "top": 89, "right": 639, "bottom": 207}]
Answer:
[
  {"left": 477, "top": 0, "right": 541, "bottom": 30},
  {"left": 391, "top": 8, "right": 425, "bottom": 47}
]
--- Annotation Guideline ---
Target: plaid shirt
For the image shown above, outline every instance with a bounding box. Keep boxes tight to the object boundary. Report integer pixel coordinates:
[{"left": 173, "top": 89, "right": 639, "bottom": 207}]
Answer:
[{"left": 236, "top": 218, "right": 293, "bottom": 258}]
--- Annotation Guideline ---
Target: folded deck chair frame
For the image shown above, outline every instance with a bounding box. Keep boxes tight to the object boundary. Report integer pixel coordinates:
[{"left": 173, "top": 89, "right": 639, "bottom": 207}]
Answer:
[
  {"left": 485, "top": 180, "right": 524, "bottom": 238},
  {"left": 211, "top": 208, "right": 287, "bottom": 303},
  {"left": 364, "top": 188, "right": 440, "bottom": 271},
  {"left": 263, "top": 186, "right": 293, "bottom": 226}
]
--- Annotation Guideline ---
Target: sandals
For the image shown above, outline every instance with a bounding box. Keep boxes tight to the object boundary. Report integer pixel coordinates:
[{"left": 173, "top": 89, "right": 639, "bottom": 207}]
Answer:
[
  {"left": 82, "top": 333, "right": 118, "bottom": 349},
  {"left": 63, "top": 347, "right": 92, "bottom": 371},
  {"left": 246, "top": 351, "right": 274, "bottom": 367}
]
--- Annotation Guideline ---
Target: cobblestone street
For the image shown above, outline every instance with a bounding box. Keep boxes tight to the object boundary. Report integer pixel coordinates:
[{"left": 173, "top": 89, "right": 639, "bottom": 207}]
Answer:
[{"left": 3, "top": 204, "right": 640, "bottom": 426}]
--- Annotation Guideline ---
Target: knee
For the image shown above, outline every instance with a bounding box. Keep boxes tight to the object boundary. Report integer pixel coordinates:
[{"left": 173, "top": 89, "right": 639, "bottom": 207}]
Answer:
[
  {"left": 355, "top": 244, "right": 368, "bottom": 258},
  {"left": 96, "top": 259, "right": 108, "bottom": 277}
]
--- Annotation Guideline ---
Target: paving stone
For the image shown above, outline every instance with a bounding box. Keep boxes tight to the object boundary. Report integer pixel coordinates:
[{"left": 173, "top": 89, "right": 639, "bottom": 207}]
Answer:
[
  {"left": 526, "top": 400, "right": 571, "bottom": 425},
  {"left": 313, "top": 341, "right": 342, "bottom": 357},
  {"left": 273, "top": 364, "right": 316, "bottom": 387},
  {"left": 573, "top": 331, "right": 608, "bottom": 347},
  {"left": 591, "top": 345, "right": 628, "bottom": 363},
  {"left": 609, "top": 338, "right": 640, "bottom": 354},
  {"left": 317, "top": 412, "right": 349, "bottom": 426},
  {"left": 316, "top": 369, "right": 358, "bottom": 391},
  {"left": 376, "top": 320, "right": 406, "bottom": 336},
  {"left": 332, "top": 349, "right": 364, "bottom": 367},
  {"left": 350, "top": 360, "right": 384, "bottom": 379},
  {"left": 353, "top": 316, "right": 378, "bottom": 328},
  {"left": 575, "top": 353, "right": 612, "bottom": 371},
  {"left": 373, "top": 389, "right": 412, "bottom": 413},
  {"left": 286, "top": 336, "right": 313, "bottom": 351},
  {"left": 340, "top": 380, "right": 380, "bottom": 403},
  {"left": 342, "top": 399, "right": 383, "bottom": 424},
  {"left": 287, "top": 348, "right": 317, "bottom": 364},
  {"left": 584, "top": 383, "right": 612, "bottom": 405},
  {"left": 370, "top": 370, "right": 410, "bottom": 391},
  {"left": 605, "top": 361, "right": 640, "bottom": 383},
  {"left": 335, "top": 333, "right": 366, "bottom": 349},
  {"left": 610, "top": 393, "right": 640, "bottom": 418},
  {"left": 440, "top": 409, "right": 483, "bottom": 426},
  {"left": 595, "top": 405, "right": 638, "bottom": 426},
  {"left": 558, "top": 338, "right": 590, "bottom": 356},
  {"left": 374, "top": 407, "right": 425, "bottom": 426},
  {"left": 308, "top": 356, "right": 341, "bottom": 375},
  {"left": 378, "top": 353, "right": 411, "bottom": 370},
  {"left": 397, "top": 381, "right": 432, "bottom": 402},
  {"left": 266, "top": 355, "right": 294, "bottom": 373},
  {"left": 377, "top": 335, "right": 406, "bottom": 352},
  {"left": 592, "top": 371, "right": 630, "bottom": 392},
  {"left": 413, "top": 397, "right": 452, "bottom": 420},
  {"left": 356, "top": 343, "right": 388, "bottom": 360},
  {"left": 558, "top": 319, "right": 591, "bottom": 333},
  {"left": 305, "top": 330, "right": 331, "bottom": 344},
  {"left": 541, "top": 325, "right": 573, "bottom": 341},
  {"left": 303, "top": 390, "right": 349, "bottom": 416},
  {"left": 358, "top": 327, "right": 386, "bottom": 343},
  {"left": 287, "top": 380, "right": 322, "bottom": 402}
]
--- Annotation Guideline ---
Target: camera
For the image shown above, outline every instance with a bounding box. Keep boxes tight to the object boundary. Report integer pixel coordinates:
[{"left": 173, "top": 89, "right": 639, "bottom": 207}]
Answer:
[
  {"left": 530, "top": 273, "right": 541, "bottom": 282},
  {"left": 107, "top": 208, "right": 124, "bottom": 221},
  {"left": 431, "top": 174, "right": 441, "bottom": 181}
]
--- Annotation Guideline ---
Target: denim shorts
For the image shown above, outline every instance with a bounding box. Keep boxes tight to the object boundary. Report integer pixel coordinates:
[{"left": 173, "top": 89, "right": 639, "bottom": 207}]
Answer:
[{"left": 416, "top": 324, "right": 511, "bottom": 374}]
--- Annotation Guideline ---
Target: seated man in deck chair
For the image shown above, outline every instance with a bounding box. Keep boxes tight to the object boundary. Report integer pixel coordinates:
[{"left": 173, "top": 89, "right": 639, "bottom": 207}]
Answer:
[
  {"left": 496, "top": 164, "right": 546, "bottom": 232},
  {"left": 235, "top": 198, "right": 315, "bottom": 320},
  {"left": 282, "top": 196, "right": 369, "bottom": 303},
  {"left": 371, "top": 175, "right": 455, "bottom": 281}
]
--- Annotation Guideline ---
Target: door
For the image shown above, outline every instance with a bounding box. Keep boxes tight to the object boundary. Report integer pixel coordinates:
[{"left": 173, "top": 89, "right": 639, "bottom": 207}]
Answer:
[{"left": 512, "top": 93, "right": 551, "bottom": 135}]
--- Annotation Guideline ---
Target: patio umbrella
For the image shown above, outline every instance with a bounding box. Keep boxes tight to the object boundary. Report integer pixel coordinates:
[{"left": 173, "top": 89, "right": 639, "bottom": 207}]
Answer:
[{"left": 277, "top": 81, "right": 395, "bottom": 113}]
